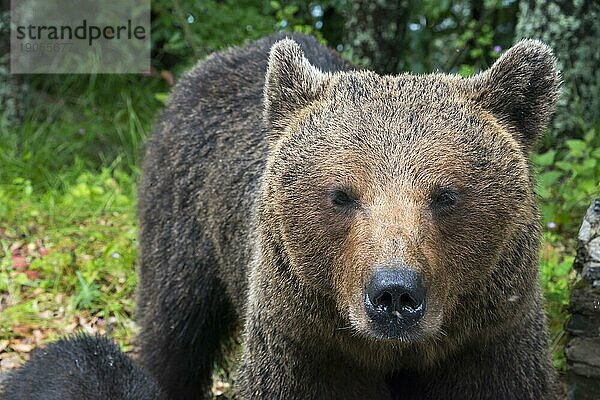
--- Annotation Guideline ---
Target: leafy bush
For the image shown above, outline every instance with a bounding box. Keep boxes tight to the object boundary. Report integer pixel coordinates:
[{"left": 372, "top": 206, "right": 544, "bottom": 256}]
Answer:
[
  {"left": 151, "top": 0, "right": 277, "bottom": 73},
  {"left": 534, "top": 123, "right": 600, "bottom": 236},
  {"left": 532, "top": 122, "right": 600, "bottom": 371},
  {"left": 539, "top": 232, "right": 574, "bottom": 371},
  {"left": 341, "top": 0, "right": 518, "bottom": 75}
]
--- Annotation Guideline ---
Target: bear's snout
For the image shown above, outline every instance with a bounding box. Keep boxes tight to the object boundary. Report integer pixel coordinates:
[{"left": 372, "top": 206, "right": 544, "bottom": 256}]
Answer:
[{"left": 364, "top": 268, "right": 426, "bottom": 339}]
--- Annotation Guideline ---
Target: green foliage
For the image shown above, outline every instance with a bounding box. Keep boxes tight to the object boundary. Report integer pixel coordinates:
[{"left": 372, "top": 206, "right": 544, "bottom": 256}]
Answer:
[
  {"left": 342, "top": 0, "right": 516, "bottom": 74},
  {"left": 0, "top": 75, "right": 166, "bottom": 189},
  {"left": 152, "top": 0, "right": 276, "bottom": 73},
  {"left": 270, "top": 0, "right": 324, "bottom": 39},
  {"left": 0, "top": 167, "right": 139, "bottom": 348},
  {"left": 533, "top": 123, "right": 600, "bottom": 371},
  {"left": 533, "top": 124, "right": 600, "bottom": 236},
  {"left": 150, "top": 0, "right": 329, "bottom": 74},
  {"left": 539, "top": 233, "right": 574, "bottom": 372}
]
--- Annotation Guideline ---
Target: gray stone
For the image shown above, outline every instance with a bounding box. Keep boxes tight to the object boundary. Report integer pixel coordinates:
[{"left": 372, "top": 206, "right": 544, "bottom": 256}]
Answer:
[
  {"left": 578, "top": 200, "right": 600, "bottom": 243},
  {"left": 589, "top": 237, "right": 600, "bottom": 262},
  {"left": 567, "top": 200, "right": 600, "bottom": 398},
  {"left": 583, "top": 262, "right": 600, "bottom": 281},
  {"left": 579, "top": 219, "right": 594, "bottom": 243},
  {"left": 566, "top": 337, "right": 600, "bottom": 367},
  {"left": 567, "top": 372, "right": 600, "bottom": 400},
  {"left": 569, "top": 282, "right": 600, "bottom": 319},
  {"left": 569, "top": 362, "right": 600, "bottom": 379},
  {"left": 567, "top": 313, "right": 600, "bottom": 337}
]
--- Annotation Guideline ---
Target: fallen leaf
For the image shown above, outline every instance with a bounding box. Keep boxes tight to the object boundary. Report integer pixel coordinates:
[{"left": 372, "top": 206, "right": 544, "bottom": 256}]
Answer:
[
  {"left": 0, "top": 353, "right": 24, "bottom": 370},
  {"left": 25, "top": 270, "right": 40, "bottom": 280},
  {"left": 10, "top": 242, "right": 23, "bottom": 254},
  {"left": 12, "top": 255, "right": 29, "bottom": 271},
  {"left": 65, "top": 322, "right": 78, "bottom": 333},
  {"left": 12, "top": 326, "right": 32, "bottom": 336},
  {"left": 32, "top": 330, "right": 45, "bottom": 345},
  {"left": 10, "top": 342, "right": 33, "bottom": 353}
]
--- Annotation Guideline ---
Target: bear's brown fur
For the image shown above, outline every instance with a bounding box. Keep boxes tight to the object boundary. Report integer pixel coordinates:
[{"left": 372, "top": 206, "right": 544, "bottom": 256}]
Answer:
[{"left": 136, "top": 33, "right": 560, "bottom": 399}]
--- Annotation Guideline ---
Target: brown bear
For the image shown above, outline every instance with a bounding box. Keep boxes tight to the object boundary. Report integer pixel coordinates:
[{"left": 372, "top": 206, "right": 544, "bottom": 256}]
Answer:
[
  {"left": 1, "top": 334, "right": 166, "bottom": 400},
  {"left": 133, "top": 32, "right": 561, "bottom": 400}
]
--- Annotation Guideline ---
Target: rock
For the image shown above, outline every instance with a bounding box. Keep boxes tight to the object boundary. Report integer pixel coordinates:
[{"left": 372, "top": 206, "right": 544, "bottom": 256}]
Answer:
[
  {"left": 569, "top": 281, "right": 600, "bottom": 317},
  {"left": 567, "top": 373, "right": 600, "bottom": 400},
  {"left": 578, "top": 213, "right": 600, "bottom": 244},
  {"left": 567, "top": 200, "right": 600, "bottom": 400},
  {"left": 589, "top": 238, "right": 600, "bottom": 263},
  {"left": 567, "top": 314, "right": 600, "bottom": 338},
  {"left": 582, "top": 262, "right": 600, "bottom": 281},
  {"left": 566, "top": 338, "right": 600, "bottom": 371}
]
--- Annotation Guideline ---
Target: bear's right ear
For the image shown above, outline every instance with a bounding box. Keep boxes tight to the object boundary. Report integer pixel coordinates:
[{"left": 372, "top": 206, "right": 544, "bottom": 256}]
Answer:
[{"left": 263, "top": 39, "right": 328, "bottom": 142}]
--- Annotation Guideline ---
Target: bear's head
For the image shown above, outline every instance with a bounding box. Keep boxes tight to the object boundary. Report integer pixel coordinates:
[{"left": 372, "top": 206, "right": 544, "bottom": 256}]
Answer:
[{"left": 261, "top": 38, "right": 560, "bottom": 343}]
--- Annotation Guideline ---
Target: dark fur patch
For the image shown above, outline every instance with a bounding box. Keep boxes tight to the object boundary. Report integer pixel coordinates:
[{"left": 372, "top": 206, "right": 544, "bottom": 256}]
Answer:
[{"left": 1, "top": 334, "right": 165, "bottom": 400}]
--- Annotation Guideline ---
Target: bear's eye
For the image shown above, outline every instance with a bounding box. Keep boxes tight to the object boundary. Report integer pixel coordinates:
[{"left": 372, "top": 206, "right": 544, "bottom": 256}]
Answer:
[
  {"left": 330, "top": 188, "right": 358, "bottom": 209},
  {"left": 431, "top": 188, "right": 459, "bottom": 213}
]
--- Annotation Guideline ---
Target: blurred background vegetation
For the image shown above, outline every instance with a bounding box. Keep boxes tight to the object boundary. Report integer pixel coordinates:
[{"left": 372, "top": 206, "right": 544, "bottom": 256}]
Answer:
[{"left": 0, "top": 0, "right": 598, "bottom": 388}]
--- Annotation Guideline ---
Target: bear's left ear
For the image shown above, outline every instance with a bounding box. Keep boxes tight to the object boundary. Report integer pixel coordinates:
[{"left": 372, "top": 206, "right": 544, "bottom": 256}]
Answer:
[
  {"left": 264, "top": 39, "right": 328, "bottom": 142},
  {"left": 467, "top": 39, "right": 561, "bottom": 150}
]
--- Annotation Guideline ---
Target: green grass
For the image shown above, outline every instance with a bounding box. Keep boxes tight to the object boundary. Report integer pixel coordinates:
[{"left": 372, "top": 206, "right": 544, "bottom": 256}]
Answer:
[
  {"left": 0, "top": 168, "right": 139, "bottom": 352},
  {"left": 0, "top": 74, "right": 165, "bottom": 366},
  {"left": 0, "top": 74, "right": 167, "bottom": 189}
]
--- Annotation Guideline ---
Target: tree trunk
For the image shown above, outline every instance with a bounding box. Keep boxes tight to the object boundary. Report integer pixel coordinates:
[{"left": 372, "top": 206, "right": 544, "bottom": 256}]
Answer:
[
  {"left": 341, "top": 0, "right": 412, "bottom": 74},
  {"left": 515, "top": 0, "right": 600, "bottom": 137}
]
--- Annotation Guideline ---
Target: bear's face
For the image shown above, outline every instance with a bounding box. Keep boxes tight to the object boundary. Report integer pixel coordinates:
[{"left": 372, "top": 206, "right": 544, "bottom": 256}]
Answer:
[{"left": 262, "top": 39, "right": 559, "bottom": 342}]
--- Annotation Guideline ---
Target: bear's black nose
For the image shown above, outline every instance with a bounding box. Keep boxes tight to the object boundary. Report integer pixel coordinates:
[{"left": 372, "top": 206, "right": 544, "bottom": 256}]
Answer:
[{"left": 365, "top": 268, "right": 426, "bottom": 334}]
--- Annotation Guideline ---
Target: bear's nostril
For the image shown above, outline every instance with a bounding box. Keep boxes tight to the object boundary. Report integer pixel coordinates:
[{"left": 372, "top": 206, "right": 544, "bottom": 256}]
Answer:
[
  {"left": 399, "top": 293, "right": 418, "bottom": 310},
  {"left": 375, "top": 291, "right": 393, "bottom": 310}
]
